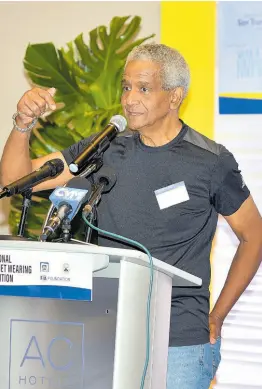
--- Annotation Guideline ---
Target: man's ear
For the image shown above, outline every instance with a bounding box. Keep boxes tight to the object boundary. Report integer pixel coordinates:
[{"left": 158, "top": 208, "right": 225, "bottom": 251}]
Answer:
[{"left": 170, "top": 87, "right": 184, "bottom": 110}]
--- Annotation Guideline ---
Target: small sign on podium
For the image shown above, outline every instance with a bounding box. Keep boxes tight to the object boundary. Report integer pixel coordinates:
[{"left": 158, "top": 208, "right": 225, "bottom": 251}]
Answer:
[{"left": 0, "top": 249, "right": 93, "bottom": 301}]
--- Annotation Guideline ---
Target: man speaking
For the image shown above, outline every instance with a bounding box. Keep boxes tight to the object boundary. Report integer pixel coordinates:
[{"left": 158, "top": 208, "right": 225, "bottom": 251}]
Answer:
[{"left": 1, "top": 43, "right": 262, "bottom": 389}]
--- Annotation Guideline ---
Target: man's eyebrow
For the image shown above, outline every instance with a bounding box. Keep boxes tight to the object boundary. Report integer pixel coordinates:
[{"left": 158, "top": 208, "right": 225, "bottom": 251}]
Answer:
[
  {"left": 121, "top": 79, "right": 151, "bottom": 86},
  {"left": 137, "top": 81, "right": 151, "bottom": 86}
]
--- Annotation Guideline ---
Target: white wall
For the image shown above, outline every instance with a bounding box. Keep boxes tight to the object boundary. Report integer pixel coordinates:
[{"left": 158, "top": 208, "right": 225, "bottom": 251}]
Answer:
[{"left": 0, "top": 1, "right": 160, "bottom": 234}]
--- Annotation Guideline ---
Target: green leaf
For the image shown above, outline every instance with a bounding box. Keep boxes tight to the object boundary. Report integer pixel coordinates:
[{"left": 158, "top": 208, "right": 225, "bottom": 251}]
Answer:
[
  {"left": 74, "top": 33, "right": 98, "bottom": 72},
  {"left": 24, "top": 43, "right": 83, "bottom": 103},
  {"left": 98, "top": 26, "right": 109, "bottom": 48},
  {"left": 29, "top": 136, "right": 51, "bottom": 157},
  {"left": 110, "top": 16, "right": 130, "bottom": 40},
  {"left": 116, "top": 16, "right": 141, "bottom": 46},
  {"left": 89, "top": 28, "right": 104, "bottom": 61},
  {"left": 35, "top": 126, "right": 75, "bottom": 152}
]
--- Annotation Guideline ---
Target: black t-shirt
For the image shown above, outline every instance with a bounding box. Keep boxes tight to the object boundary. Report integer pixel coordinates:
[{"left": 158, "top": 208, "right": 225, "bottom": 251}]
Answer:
[{"left": 62, "top": 122, "right": 250, "bottom": 347}]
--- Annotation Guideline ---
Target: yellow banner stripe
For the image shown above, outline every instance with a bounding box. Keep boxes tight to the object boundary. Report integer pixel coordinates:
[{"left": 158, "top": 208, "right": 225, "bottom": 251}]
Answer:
[{"left": 160, "top": 1, "right": 216, "bottom": 140}]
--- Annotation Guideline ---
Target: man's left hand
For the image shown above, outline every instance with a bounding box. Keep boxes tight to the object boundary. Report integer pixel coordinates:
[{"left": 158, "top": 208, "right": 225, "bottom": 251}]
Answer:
[{"left": 209, "top": 312, "right": 223, "bottom": 344}]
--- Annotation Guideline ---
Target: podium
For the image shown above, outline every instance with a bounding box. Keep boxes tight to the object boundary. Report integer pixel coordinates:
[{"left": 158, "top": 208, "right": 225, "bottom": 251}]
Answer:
[{"left": 0, "top": 240, "right": 202, "bottom": 389}]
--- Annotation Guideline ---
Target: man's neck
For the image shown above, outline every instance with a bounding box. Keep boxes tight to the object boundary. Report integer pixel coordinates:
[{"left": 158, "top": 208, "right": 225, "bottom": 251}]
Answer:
[{"left": 138, "top": 116, "right": 183, "bottom": 147}]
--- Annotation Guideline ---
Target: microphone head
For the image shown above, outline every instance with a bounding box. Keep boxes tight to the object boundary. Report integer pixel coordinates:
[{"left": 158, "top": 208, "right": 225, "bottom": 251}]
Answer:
[
  {"left": 110, "top": 115, "right": 127, "bottom": 133},
  {"left": 46, "top": 158, "right": 65, "bottom": 177},
  {"left": 65, "top": 177, "right": 92, "bottom": 190},
  {"left": 95, "top": 165, "right": 117, "bottom": 193}
]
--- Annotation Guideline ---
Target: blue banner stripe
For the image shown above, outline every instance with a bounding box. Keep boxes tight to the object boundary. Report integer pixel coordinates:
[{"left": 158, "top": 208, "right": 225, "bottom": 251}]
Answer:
[
  {"left": 0, "top": 285, "right": 92, "bottom": 301},
  {"left": 219, "top": 97, "right": 262, "bottom": 114}
]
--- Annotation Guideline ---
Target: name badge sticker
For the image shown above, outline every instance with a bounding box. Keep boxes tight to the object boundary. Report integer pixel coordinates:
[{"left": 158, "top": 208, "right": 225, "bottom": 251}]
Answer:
[{"left": 155, "top": 181, "right": 190, "bottom": 210}]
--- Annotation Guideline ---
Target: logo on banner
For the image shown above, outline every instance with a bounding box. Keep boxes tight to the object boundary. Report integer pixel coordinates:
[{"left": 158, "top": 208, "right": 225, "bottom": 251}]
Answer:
[
  {"left": 40, "top": 262, "right": 49, "bottom": 273},
  {"left": 63, "top": 263, "right": 70, "bottom": 273},
  {"left": 9, "top": 319, "right": 84, "bottom": 389},
  {"left": 52, "top": 187, "right": 87, "bottom": 201}
]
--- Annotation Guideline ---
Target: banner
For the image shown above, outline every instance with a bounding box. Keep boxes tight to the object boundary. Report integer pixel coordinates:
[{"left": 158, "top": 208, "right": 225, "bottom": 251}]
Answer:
[
  {"left": 0, "top": 249, "right": 93, "bottom": 301},
  {"left": 218, "top": 2, "right": 262, "bottom": 114}
]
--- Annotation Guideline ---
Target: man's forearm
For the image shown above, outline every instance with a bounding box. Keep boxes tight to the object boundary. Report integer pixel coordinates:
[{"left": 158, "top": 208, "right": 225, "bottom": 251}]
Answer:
[
  {"left": 211, "top": 236, "right": 262, "bottom": 321},
  {"left": 0, "top": 128, "right": 32, "bottom": 186}
]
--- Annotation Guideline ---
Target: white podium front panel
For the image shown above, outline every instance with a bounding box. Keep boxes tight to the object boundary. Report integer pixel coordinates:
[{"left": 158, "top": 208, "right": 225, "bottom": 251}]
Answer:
[
  {"left": 0, "top": 277, "right": 119, "bottom": 389},
  {"left": 0, "top": 240, "right": 202, "bottom": 389},
  {"left": 0, "top": 241, "right": 115, "bottom": 389}
]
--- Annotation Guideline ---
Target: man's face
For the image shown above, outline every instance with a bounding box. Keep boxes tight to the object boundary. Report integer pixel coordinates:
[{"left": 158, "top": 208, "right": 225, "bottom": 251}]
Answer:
[{"left": 121, "top": 60, "right": 172, "bottom": 131}]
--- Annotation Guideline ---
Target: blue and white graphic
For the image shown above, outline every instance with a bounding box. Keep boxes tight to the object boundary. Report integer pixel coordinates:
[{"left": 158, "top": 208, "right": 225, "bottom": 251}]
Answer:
[
  {"left": 0, "top": 249, "right": 93, "bottom": 301},
  {"left": 49, "top": 186, "right": 89, "bottom": 221},
  {"left": 218, "top": 2, "right": 262, "bottom": 114},
  {"left": 9, "top": 319, "right": 84, "bottom": 389}
]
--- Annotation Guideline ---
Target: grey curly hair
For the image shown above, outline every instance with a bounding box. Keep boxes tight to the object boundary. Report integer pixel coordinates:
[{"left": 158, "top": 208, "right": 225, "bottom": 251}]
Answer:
[{"left": 125, "top": 43, "right": 190, "bottom": 98}]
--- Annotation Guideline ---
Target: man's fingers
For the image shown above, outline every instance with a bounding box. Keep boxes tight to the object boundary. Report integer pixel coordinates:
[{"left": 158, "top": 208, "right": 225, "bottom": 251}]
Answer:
[
  {"left": 38, "top": 88, "right": 56, "bottom": 110},
  {"left": 209, "top": 323, "right": 217, "bottom": 344},
  {"left": 47, "top": 87, "right": 56, "bottom": 97},
  {"left": 26, "top": 92, "right": 47, "bottom": 114},
  {"left": 24, "top": 98, "right": 42, "bottom": 117},
  {"left": 15, "top": 87, "right": 57, "bottom": 128},
  {"left": 17, "top": 113, "right": 35, "bottom": 125},
  {"left": 17, "top": 103, "right": 35, "bottom": 119}
]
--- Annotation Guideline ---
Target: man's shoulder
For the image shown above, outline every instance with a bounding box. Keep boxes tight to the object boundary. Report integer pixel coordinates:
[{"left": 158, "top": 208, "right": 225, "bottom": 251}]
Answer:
[
  {"left": 183, "top": 124, "right": 226, "bottom": 157},
  {"left": 115, "top": 129, "right": 135, "bottom": 140},
  {"left": 110, "top": 129, "right": 136, "bottom": 147}
]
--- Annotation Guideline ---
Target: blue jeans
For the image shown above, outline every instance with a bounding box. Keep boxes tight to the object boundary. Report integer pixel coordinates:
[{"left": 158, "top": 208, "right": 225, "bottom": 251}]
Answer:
[{"left": 167, "top": 337, "right": 221, "bottom": 389}]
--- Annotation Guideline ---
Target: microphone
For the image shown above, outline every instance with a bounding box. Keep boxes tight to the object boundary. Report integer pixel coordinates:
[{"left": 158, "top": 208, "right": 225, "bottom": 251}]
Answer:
[
  {"left": 40, "top": 177, "right": 92, "bottom": 241},
  {"left": 83, "top": 165, "right": 116, "bottom": 218},
  {"left": 0, "top": 159, "right": 64, "bottom": 199},
  {"left": 69, "top": 115, "right": 127, "bottom": 175}
]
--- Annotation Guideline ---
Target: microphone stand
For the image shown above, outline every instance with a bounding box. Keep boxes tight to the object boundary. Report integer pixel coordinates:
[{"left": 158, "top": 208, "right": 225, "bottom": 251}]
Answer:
[
  {"left": 17, "top": 189, "right": 33, "bottom": 237},
  {"left": 84, "top": 208, "right": 97, "bottom": 243},
  {"left": 83, "top": 183, "right": 105, "bottom": 243},
  {"left": 60, "top": 218, "right": 72, "bottom": 243}
]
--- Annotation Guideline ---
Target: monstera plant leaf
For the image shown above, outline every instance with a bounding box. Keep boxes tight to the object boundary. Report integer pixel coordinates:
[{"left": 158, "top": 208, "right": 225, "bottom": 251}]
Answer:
[{"left": 9, "top": 16, "right": 154, "bottom": 239}]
